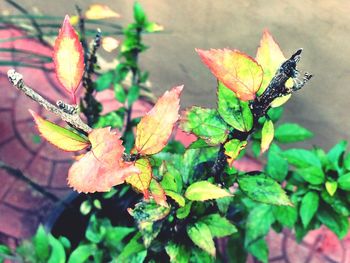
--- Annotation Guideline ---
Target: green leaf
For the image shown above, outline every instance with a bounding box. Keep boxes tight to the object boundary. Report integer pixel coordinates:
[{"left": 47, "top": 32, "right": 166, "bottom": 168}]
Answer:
[
  {"left": 190, "top": 248, "right": 214, "bottom": 263},
  {"left": 95, "top": 71, "right": 114, "bottom": 91},
  {"left": 265, "top": 144, "right": 288, "bottom": 182},
  {"left": 165, "top": 242, "right": 190, "bottom": 263},
  {"left": 267, "top": 107, "right": 283, "bottom": 122},
  {"left": 160, "top": 163, "right": 183, "bottom": 193},
  {"left": 216, "top": 196, "right": 233, "bottom": 214},
  {"left": 282, "top": 149, "right": 321, "bottom": 168},
  {"left": 185, "top": 181, "right": 232, "bottom": 201},
  {"left": 180, "top": 107, "right": 229, "bottom": 145},
  {"left": 272, "top": 205, "right": 297, "bottom": 228},
  {"left": 217, "top": 82, "right": 253, "bottom": 132},
  {"left": 245, "top": 204, "right": 274, "bottom": 263},
  {"left": 93, "top": 109, "right": 125, "bottom": 129},
  {"left": 68, "top": 245, "right": 95, "bottom": 263},
  {"left": 176, "top": 201, "right": 192, "bottom": 219},
  {"left": 114, "top": 83, "right": 126, "bottom": 103},
  {"left": 338, "top": 172, "right": 350, "bottom": 190},
  {"left": 325, "top": 181, "right": 338, "bottom": 196},
  {"left": 295, "top": 166, "right": 325, "bottom": 185},
  {"left": 165, "top": 190, "right": 185, "bottom": 207},
  {"left": 317, "top": 208, "right": 349, "bottom": 239},
  {"left": 188, "top": 138, "right": 210, "bottom": 149},
  {"left": 129, "top": 201, "right": 170, "bottom": 247},
  {"left": 48, "top": 235, "right": 66, "bottom": 263},
  {"left": 224, "top": 139, "right": 247, "bottom": 164},
  {"left": 127, "top": 85, "right": 140, "bottom": 105},
  {"left": 200, "top": 214, "right": 237, "bottom": 237},
  {"left": 344, "top": 152, "right": 350, "bottom": 171},
  {"left": 300, "top": 191, "right": 319, "bottom": 228},
  {"left": 261, "top": 119, "right": 274, "bottom": 153},
  {"left": 246, "top": 238, "right": 269, "bottom": 263},
  {"left": 327, "top": 140, "right": 347, "bottom": 171},
  {"left": 105, "top": 226, "right": 135, "bottom": 244},
  {"left": 80, "top": 200, "right": 92, "bottom": 215},
  {"left": 274, "top": 123, "right": 313, "bottom": 143},
  {"left": 238, "top": 173, "right": 292, "bottom": 206},
  {"left": 33, "top": 225, "right": 49, "bottom": 261},
  {"left": 187, "top": 222, "right": 215, "bottom": 257},
  {"left": 117, "top": 233, "right": 146, "bottom": 263},
  {"left": 133, "top": 2, "right": 147, "bottom": 25}
]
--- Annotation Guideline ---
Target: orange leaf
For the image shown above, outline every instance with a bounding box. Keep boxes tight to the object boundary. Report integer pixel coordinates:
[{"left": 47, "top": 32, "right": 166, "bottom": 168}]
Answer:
[
  {"left": 85, "top": 4, "right": 120, "bottom": 20},
  {"left": 30, "top": 110, "right": 89, "bottom": 152},
  {"left": 255, "top": 29, "right": 286, "bottom": 95},
  {"left": 68, "top": 128, "right": 138, "bottom": 193},
  {"left": 150, "top": 179, "right": 168, "bottom": 207},
  {"left": 53, "top": 15, "right": 84, "bottom": 103},
  {"left": 135, "top": 86, "right": 183, "bottom": 155},
  {"left": 196, "top": 48, "right": 263, "bottom": 101},
  {"left": 126, "top": 158, "right": 152, "bottom": 198}
]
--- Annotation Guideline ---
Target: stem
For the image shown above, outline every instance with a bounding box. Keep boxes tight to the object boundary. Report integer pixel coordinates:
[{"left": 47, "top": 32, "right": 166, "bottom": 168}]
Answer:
[
  {"left": 124, "top": 27, "right": 142, "bottom": 135},
  {"left": 81, "top": 29, "right": 102, "bottom": 126},
  {"left": 7, "top": 69, "right": 92, "bottom": 134}
]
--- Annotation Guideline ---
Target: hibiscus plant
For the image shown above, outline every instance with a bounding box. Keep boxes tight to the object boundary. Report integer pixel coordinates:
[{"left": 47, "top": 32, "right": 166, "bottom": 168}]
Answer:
[{"left": 2, "top": 2, "right": 350, "bottom": 263}]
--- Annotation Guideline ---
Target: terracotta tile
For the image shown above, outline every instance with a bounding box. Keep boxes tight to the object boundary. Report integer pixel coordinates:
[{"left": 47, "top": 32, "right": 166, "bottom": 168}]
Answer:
[
  {"left": 13, "top": 93, "right": 41, "bottom": 122},
  {"left": 267, "top": 230, "right": 284, "bottom": 259},
  {"left": 314, "top": 229, "right": 345, "bottom": 263},
  {"left": 24, "top": 156, "right": 53, "bottom": 186},
  {"left": 0, "top": 75, "right": 17, "bottom": 109},
  {"left": 0, "top": 139, "right": 32, "bottom": 170},
  {"left": 284, "top": 236, "right": 311, "bottom": 263},
  {"left": 15, "top": 121, "right": 42, "bottom": 152},
  {"left": 0, "top": 111, "right": 15, "bottom": 146},
  {"left": 0, "top": 203, "right": 38, "bottom": 239},
  {"left": 4, "top": 180, "right": 49, "bottom": 212},
  {"left": 49, "top": 161, "right": 72, "bottom": 188},
  {"left": 0, "top": 170, "right": 15, "bottom": 200}
]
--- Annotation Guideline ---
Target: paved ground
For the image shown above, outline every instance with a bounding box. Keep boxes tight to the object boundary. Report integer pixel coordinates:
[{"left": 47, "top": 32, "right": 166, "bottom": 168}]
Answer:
[{"left": 0, "top": 14, "right": 350, "bottom": 263}]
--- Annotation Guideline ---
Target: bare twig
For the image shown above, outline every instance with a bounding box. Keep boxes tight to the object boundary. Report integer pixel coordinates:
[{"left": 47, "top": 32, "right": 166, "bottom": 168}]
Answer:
[{"left": 7, "top": 69, "right": 92, "bottom": 133}]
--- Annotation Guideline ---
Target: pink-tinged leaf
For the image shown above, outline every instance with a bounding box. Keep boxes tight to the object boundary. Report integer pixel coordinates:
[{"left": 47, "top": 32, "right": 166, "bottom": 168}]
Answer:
[
  {"left": 53, "top": 15, "right": 84, "bottom": 103},
  {"left": 126, "top": 158, "right": 152, "bottom": 198},
  {"left": 255, "top": 29, "right": 286, "bottom": 95},
  {"left": 261, "top": 120, "right": 274, "bottom": 154},
  {"left": 30, "top": 110, "right": 89, "bottom": 152},
  {"left": 196, "top": 48, "right": 263, "bottom": 101},
  {"left": 135, "top": 86, "right": 183, "bottom": 155},
  {"left": 68, "top": 128, "right": 138, "bottom": 193},
  {"left": 150, "top": 179, "right": 168, "bottom": 207}
]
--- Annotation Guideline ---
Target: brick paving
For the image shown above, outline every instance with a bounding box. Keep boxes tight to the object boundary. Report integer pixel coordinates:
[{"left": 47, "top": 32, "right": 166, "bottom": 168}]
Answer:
[{"left": 0, "top": 28, "right": 349, "bottom": 262}]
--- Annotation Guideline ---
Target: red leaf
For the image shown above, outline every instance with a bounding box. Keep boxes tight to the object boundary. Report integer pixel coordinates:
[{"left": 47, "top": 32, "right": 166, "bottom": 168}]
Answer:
[
  {"left": 53, "top": 15, "right": 84, "bottom": 103},
  {"left": 68, "top": 127, "right": 138, "bottom": 193},
  {"left": 196, "top": 48, "right": 263, "bottom": 101},
  {"left": 150, "top": 179, "right": 168, "bottom": 207},
  {"left": 135, "top": 86, "right": 183, "bottom": 155}
]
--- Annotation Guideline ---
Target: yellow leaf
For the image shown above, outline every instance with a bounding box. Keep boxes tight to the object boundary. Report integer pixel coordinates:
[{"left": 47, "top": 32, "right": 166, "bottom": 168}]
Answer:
[
  {"left": 150, "top": 179, "right": 169, "bottom": 207},
  {"left": 126, "top": 158, "right": 152, "bottom": 198},
  {"left": 85, "top": 4, "right": 120, "bottom": 20},
  {"left": 270, "top": 94, "right": 291, "bottom": 108},
  {"left": 261, "top": 120, "right": 274, "bottom": 154},
  {"left": 30, "top": 110, "right": 89, "bottom": 152},
  {"left": 196, "top": 48, "right": 263, "bottom": 101},
  {"left": 135, "top": 86, "right": 183, "bottom": 155},
  {"left": 102, "top": 37, "right": 120, "bottom": 52},
  {"left": 256, "top": 29, "right": 286, "bottom": 95},
  {"left": 224, "top": 139, "right": 247, "bottom": 167}
]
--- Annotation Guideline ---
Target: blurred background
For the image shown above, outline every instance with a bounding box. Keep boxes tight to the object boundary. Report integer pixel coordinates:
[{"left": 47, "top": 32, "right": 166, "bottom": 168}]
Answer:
[{"left": 1, "top": 0, "right": 348, "bottom": 150}]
